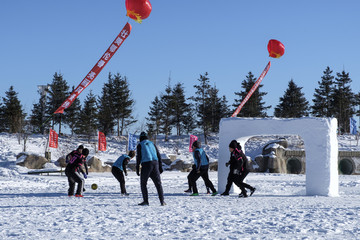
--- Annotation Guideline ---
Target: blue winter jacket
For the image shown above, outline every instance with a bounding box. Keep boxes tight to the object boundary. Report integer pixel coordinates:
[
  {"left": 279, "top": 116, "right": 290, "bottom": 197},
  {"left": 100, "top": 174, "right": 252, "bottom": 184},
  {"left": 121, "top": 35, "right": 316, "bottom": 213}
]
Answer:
[
  {"left": 113, "top": 154, "right": 130, "bottom": 171},
  {"left": 193, "top": 148, "right": 209, "bottom": 170}
]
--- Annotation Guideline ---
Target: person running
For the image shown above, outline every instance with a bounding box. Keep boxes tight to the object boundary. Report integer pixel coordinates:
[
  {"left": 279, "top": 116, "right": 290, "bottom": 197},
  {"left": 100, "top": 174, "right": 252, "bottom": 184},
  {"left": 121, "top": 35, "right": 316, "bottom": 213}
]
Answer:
[
  {"left": 112, "top": 151, "right": 135, "bottom": 195},
  {"left": 65, "top": 148, "right": 89, "bottom": 197},
  {"left": 136, "top": 132, "right": 166, "bottom": 206},
  {"left": 188, "top": 141, "right": 218, "bottom": 196},
  {"left": 221, "top": 140, "right": 255, "bottom": 198}
]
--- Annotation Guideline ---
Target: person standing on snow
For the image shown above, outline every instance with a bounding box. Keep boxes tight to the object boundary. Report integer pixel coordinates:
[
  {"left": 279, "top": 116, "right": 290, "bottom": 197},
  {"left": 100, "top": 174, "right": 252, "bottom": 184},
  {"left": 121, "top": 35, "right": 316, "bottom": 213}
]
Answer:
[
  {"left": 112, "top": 150, "right": 135, "bottom": 195},
  {"left": 221, "top": 140, "right": 255, "bottom": 198},
  {"left": 66, "top": 145, "right": 84, "bottom": 163},
  {"left": 136, "top": 132, "right": 165, "bottom": 206},
  {"left": 65, "top": 148, "right": 89, "bottom": 197},
  {"left": 188, "top": 141, "right": 218, "bottom": 196}
]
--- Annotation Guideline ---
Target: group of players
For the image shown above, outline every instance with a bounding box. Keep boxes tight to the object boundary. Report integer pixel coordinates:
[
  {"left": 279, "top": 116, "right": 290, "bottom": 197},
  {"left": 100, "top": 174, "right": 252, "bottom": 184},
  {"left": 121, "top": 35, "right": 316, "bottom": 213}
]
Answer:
[{"left": 65, "top": 132, "right": 255, "bottom": 205}]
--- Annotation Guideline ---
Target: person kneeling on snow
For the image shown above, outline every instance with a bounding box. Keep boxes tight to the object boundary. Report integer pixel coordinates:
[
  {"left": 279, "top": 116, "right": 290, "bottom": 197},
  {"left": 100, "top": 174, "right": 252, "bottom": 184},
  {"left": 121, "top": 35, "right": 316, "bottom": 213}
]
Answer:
[
  {"left": 112, "top": 150, "right": 135, "bottom": 195},
  {"left": 188, "top": 141, "right": 218, "bottom": 196},
  {"left": 65, "top": 148, "right": 89, "bottom": 197}
]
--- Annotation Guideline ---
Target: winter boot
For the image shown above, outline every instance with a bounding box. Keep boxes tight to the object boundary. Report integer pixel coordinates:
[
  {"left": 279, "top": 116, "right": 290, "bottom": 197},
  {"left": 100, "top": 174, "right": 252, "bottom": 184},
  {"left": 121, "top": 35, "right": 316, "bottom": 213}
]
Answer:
[
  {"left": 138, "top": 201, "right": 149, "bottom": 206},
  {"left": 250, "top": 188, "right": 256, "bottom": 196}
]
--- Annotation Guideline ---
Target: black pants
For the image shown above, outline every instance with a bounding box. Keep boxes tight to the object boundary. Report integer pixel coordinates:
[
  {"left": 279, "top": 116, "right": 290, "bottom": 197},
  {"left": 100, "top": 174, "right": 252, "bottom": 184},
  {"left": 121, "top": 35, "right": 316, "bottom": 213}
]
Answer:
[
  {"left": 112, "top": 166, "right": 126, "bottom": 194},
  {"left": 65, "top": 170, "right": 84, "bottom": 196},
  {"left": 140, "top": 161, "right": 164, "bottom": 204},
  {"left": 187, "top": 168, "right": 210, "bottom": 193},
  {"left": 223, "top": 172, "right": 240, "bottom": 194},
  {"left": 188, "top": 166, "right": 216, "bottom": 194},
  {"left": 235, "top": 171, "right": 254, "bottom": 194}
]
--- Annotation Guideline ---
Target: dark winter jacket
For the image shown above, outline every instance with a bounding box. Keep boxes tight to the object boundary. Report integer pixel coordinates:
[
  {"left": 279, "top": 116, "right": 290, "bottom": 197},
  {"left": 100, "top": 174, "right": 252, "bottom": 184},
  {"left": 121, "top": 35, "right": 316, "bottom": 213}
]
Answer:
[
  {"left": 228, "top": 148, "right": 248, "bottom": 174},
  {"left": 65, "top": 152, "right": 86, "bottom": 175}
]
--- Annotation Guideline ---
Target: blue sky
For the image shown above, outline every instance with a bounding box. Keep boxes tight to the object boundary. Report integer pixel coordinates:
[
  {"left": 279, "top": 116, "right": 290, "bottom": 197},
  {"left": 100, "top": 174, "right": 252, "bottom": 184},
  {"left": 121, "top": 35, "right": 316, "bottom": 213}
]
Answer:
[{"left": 1, "top": 0, "right": 360, "bottom": 133}]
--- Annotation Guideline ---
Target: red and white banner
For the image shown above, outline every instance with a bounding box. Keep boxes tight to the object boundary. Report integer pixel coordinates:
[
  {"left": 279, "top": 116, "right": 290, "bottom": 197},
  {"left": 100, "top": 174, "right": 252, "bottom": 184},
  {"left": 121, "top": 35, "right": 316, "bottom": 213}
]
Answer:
[
  {"left": 49, "top": 128, "right": 58, "bottom": 148},
  {"left": 54, "top": 23, "right": 132, "bottom": 114},
  {"left": 189, "top": 135, "right": 198, "bottom": 152},
  {"left": 98, "top": 131, "right": 107, "bottom": 151},
  {"left": 231, "top": 61, "right": 271, "bottom": 117}
]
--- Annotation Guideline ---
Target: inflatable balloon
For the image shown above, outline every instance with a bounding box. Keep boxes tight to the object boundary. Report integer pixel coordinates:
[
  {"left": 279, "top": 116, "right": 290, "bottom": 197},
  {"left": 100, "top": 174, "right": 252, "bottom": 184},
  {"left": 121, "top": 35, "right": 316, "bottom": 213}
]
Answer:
[
  {"left": 267, "top": 39, "right": 285, "bottom": 58},
  {"left": 125, "top": 0, "right": 152, "bottom": 23}
]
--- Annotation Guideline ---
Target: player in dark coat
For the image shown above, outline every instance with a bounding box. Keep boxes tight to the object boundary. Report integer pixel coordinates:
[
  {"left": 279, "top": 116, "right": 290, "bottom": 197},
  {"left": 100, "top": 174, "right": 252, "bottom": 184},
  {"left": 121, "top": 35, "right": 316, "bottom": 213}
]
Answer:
[
  {"left": 112, "top": 151, "right": 135, "bottom": 195},
  {"left": 221, "top": 140, "right": 255, "bottom": 197},
  {"left": 65, "top": 148, "right": 89, "bottom": 197},
  {"left": 136, "top": 132, "right": 165, "bottom": 206}
]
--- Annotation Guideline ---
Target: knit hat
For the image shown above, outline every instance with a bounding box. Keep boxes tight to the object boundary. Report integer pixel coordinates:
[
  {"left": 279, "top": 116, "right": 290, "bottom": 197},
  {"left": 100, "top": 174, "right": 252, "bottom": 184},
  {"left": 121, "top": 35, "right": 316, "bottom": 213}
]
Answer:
[
  {"left": 229, "top": 140, "right": 239, "bottom": 149},
  {"left": 192, "top": 140, "right": 200, "bottom": 149},
  {"left": 82, "top": 148, "right": 89, "bottom": 157},
  {"left": 139, "top": 132, "right": 148, "bottom": 142},
  {"left": 77, "top": 145, "right": 84, "bottom": 150}
]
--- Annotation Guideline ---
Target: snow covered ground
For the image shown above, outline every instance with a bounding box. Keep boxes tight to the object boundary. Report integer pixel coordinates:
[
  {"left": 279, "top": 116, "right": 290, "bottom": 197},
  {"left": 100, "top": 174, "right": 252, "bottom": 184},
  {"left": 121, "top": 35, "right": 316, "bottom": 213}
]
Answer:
[{"left": 0, "top": 132, "right": 360, "bottom": 239}]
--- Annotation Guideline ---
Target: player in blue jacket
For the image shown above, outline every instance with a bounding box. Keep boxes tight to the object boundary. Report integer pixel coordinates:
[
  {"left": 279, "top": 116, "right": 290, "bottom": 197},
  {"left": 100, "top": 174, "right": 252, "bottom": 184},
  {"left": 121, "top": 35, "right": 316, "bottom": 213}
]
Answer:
[
  {"left": 188, "top": 141, "right": 218, "bottom": 196},
  {"left": 112, "top": 151, "right": 135, "bottom": 195},
  {"left": 136, "top": 132, "right": 165, "bottom": 206}
]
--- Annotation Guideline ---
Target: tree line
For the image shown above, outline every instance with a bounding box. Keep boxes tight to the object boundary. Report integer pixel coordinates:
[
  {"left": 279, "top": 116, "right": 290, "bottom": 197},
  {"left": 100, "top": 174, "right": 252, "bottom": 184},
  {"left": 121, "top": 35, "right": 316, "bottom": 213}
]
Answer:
[{"left": 0, "top": 66, "right": 359, "bottom": 142}]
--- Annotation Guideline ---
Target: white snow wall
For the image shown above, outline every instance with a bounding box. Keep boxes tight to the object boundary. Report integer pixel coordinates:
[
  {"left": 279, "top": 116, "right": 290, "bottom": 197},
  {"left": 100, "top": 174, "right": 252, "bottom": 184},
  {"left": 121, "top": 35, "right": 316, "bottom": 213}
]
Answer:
[{"left": 218, "top": 117, "right": 339, "bottom": 197}]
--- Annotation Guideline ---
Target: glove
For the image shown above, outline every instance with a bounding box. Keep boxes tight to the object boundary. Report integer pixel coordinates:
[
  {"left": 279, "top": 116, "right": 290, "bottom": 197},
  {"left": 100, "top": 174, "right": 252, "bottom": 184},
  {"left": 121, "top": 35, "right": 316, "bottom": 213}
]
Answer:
[
  {"left": 83, "top": 174, "right": 87, "bottom": 179},
  {"left": 125, "top": 172, "right": 128, "bottom": 176},
  {"left": 159, "top": 168, "right": 163, "bottom": 174},
  {"left": 136, "top": 166, "right": 140, "bottom": 176},
  {"left": 225, "top": 162, "right": 230, "bottom": 167}
]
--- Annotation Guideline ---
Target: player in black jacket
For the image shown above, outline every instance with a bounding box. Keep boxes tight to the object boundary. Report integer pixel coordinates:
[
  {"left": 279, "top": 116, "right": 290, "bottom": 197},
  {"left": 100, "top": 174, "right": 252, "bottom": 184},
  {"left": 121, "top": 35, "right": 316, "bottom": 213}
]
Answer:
[
  {"left": 65, "top": 148, "right": 89, "bottom": 197},
  {"left": 221, "top": 140, "right": 255, "bottom": 197}
]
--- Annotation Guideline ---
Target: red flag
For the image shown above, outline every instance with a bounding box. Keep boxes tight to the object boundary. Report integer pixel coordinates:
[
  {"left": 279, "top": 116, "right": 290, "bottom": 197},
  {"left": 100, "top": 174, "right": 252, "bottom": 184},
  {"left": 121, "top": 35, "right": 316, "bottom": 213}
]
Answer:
[
  {"left": 189, "top": 135, "right": 198, "bottom": 152},
  {"left": 98, "top": 131, "right": 107, "bottom": 151},
  {"left": 49, "top": 128, "right": 58, "bottom": 148},
  {"left": 232, "top": 61, "right": 271, "bottom": 117},
  {"left": 54, "top": 23, "right": 132, "bottom": 114}
]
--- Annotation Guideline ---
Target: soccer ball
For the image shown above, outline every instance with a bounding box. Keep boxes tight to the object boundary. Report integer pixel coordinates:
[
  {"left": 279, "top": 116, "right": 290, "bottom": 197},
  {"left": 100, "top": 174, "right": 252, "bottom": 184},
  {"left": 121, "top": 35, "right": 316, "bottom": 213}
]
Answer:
[{"left": 91, "top": 183, "right": 98, "bottom": 190}]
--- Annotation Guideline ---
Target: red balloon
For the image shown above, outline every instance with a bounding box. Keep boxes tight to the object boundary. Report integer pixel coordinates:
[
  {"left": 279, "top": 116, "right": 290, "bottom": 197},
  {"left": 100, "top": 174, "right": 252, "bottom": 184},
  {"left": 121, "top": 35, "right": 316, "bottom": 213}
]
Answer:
[
  {"left": 267, "top": 39, "right": 285, "bottom": 58},
  {"left": 125, "top": 0, "right": 152, "bottom": 23}
]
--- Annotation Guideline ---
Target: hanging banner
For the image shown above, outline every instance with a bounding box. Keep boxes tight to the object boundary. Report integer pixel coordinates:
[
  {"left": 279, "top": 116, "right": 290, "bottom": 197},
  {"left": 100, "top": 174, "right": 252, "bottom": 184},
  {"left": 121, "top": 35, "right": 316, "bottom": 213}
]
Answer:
[
  {"left": 128, "top": 133, "right": 137, "bottom": 151},
  {"left": 189, "top": 135, "right": 198, "bottom": 152},
  {"left": 98, "top": 131, "right": 107, "bottom": 151},
  {"left": 54, "top": 23, "right": 132, "bottom": 114},
  {"left": 231, "top": 61, "right": 271, "bottom": 117},
  {"left": 49, "top": 128, "right": 58, "bottom": 148}
]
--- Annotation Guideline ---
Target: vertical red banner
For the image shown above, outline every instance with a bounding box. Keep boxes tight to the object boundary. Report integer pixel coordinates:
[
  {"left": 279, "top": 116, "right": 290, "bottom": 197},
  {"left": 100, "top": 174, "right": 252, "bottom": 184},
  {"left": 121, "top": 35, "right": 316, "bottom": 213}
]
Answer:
[
  {"left": 98, "top": 131, "right": 107, "bottom": 151},
  {"left": 189, "top": 135, "right": 198, "bottom": 152},
  {"left": 49, "top": 128, "right": 58, "bottom": 148},
  {"left": 54, "top": 23, "right": 132, "bottom": 114}
]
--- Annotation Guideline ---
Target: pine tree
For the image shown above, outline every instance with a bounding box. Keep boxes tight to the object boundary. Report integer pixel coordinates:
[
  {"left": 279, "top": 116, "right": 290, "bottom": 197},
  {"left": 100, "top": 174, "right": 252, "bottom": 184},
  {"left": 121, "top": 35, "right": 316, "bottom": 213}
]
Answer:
[
  {"left": 97, "top": 82, "right": 115, "bottom": 135},
  {"left": 159, "top": 83, "right": 174, "bottom": 141},
  {"left": 0, "top": 101, "right": 5, "bottom": 132},
  {"left": 172, "top": 82, "right": 192, "bottom": 136},
  {"left": 111, "top": 73, "right": 136, "bottom": 136},
  {"left": 64, "top": 86, "right": 82, "bottom": 135},
  {"left": 311, "top": 66, "right": 335, "bottom": 117},
  {"left": 233, "top": 72, "right": 270, "bottom": 117},
  {"left": 190, "top": 72, "right": 212, "bottom": 145},
  {"left": 75, "top": 91, "right": 98, "bottom": 142},
  {"left": 274, "top": 79, "right": 310, "bottom": 118},
  {"left": 2, "top": 86, "right": 25, "bottom": 133},
  {"left": 183, "top": 106, "right": 196, "bottom": 134},
  {"left": 146, "top": 96, "right": 162, "bottom": 137},
  {"left": 30, "top": 93, "right": 48, "bottom": 134},
  {"left": 208, "top": 85, "right": 230, "bottom": 132},
  {"left": 331, "top": 71, "right": 355, "bottom": 133},
  {"left": 47, "top": 72, "right": 70, "bottom": 134}
]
